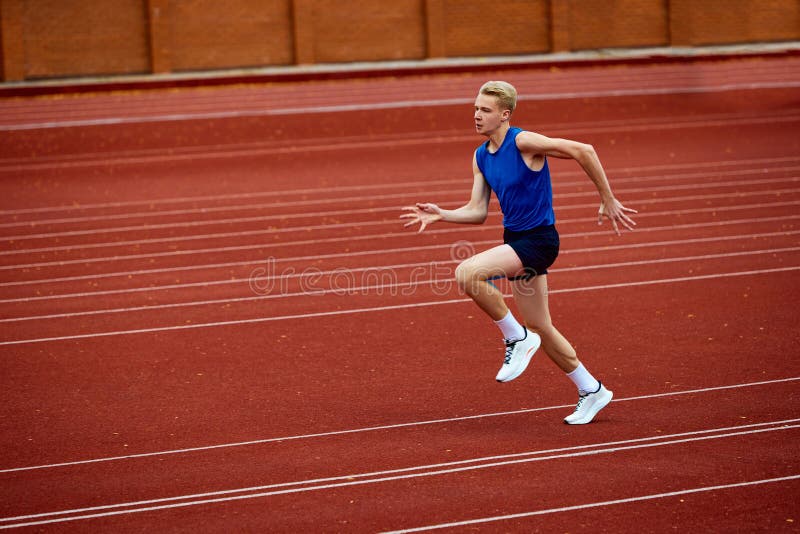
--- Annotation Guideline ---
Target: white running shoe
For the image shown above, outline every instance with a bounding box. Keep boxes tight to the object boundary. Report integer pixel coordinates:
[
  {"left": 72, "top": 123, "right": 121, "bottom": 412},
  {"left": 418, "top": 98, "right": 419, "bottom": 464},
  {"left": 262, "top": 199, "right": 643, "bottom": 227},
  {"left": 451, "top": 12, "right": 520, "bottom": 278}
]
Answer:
[
  {"left": 495, "top": 329, "right": 541, "bottom": 383},
  {"left": 564, "top": 383, "right": 613, "bottom": 425}
]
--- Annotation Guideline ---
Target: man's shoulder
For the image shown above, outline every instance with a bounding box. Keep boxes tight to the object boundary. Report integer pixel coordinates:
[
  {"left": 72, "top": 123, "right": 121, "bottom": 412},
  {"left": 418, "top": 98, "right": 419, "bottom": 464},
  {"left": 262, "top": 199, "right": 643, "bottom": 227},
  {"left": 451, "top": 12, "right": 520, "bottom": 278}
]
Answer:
[
  {"left": 513, "top": 128, "right": 537, "bottom": 141},
  {"left": 514, "top": 129, "right": 548, "bottom": 151}
]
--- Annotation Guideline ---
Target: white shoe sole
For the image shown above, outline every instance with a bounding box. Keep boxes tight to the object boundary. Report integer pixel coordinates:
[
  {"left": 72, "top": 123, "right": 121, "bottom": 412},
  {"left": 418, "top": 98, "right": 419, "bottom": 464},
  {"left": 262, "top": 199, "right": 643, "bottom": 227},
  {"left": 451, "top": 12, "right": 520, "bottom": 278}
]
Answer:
[
  {"left": 496, "top": 332, "right": 541, "bottom": 383},
  {"left": 564, "top": 388, "right": 613, "bottom": 425}
]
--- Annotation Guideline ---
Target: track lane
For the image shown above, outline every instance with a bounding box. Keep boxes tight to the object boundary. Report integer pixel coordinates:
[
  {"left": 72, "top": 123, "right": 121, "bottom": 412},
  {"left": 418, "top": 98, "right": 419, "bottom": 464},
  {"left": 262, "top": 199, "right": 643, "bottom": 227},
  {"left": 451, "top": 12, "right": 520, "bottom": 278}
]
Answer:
[
  {"left": 3, "top": 166, "right": 799, "bottom": 245},
  {"left": 1, "top": 210, "right": 797, "bottom": 298},
  {"left": 3, "top": 412, "right": 797, "bottom": 531},
  {"left": 2, "top": 56, "right": 798, "bottom": 532},
  {"left": 3, "top": 187, "right": 799, "bottom": 275},
  {"left": 1, "top": 55, "right": 798, "bottom": 130},
  {"left": 2, "top": 229, "right": 797, "bottom": 312},
  {"left": 1, "top": 88, "right": 798, "bottom": 210},
  {"left": 1, "top": 248, "right": 798, "bottom": 343},
  {"left": 1, "top": 269, "right": 797, "bottom": 470}
]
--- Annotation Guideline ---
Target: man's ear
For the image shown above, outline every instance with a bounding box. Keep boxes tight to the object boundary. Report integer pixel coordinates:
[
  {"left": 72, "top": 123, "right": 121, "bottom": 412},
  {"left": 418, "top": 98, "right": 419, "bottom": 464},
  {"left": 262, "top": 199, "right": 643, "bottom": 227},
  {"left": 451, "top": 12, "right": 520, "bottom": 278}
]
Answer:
[{"left": 501, "top": 109, "right": 511, "bottom": 122}]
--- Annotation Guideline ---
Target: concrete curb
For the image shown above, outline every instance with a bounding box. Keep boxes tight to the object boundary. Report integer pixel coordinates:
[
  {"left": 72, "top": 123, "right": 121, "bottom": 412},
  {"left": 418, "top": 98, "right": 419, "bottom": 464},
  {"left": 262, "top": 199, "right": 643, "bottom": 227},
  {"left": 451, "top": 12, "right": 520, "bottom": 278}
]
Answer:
[{"left": 1, "top": 42, "right": 799, "bottom": 98}]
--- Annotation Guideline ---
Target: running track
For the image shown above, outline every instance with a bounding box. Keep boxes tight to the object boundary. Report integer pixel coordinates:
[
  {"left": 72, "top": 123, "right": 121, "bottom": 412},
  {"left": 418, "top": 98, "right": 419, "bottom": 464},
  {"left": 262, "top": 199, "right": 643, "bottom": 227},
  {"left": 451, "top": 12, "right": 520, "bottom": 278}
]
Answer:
[{"left": 1, "top": 56, "right": 799, "bottom": 532}]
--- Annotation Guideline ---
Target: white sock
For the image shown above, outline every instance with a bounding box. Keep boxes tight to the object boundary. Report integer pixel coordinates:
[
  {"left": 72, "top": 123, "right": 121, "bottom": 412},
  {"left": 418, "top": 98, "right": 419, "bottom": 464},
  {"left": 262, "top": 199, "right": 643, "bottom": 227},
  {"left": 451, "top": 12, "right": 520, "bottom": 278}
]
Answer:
[
  {"left": 566, "top": 363, "right": 601, "bottom": 396},
  {"left": 494, "top": 310, "right": 526, "bottom": 341}
]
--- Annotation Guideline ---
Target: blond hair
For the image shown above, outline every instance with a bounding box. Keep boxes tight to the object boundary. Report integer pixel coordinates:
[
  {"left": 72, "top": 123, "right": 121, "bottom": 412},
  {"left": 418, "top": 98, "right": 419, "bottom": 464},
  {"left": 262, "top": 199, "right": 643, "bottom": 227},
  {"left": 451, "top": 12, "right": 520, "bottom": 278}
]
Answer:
[{"left": 479, "top": 81, "right": 517, "bottom": 114}]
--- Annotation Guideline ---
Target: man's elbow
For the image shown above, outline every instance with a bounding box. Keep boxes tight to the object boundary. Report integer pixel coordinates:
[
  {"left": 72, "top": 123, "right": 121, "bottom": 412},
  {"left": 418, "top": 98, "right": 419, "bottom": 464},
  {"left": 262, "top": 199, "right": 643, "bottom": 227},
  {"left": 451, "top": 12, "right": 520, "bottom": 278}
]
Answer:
[
  {"left": 470, "top": 209, "right": 488, "bottom": 224},
  {"left": 572, "top": 143, "right": 597, "bottom": 165},
  {"left": 465, "top": 204, "right": 488, "bottom": 224},
  {"left": 580, "top": 143, "right": 596, "bottom": 158}
]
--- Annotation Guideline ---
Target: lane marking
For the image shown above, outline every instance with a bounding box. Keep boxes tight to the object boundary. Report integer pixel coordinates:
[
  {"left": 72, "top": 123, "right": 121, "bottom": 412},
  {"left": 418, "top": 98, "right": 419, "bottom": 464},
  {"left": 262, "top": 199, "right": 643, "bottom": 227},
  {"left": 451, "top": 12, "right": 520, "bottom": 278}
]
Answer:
[
  {"left": 0, "top": 112, "right": 789, "bottom": 169},
  {"left": 5, "top": 419, "right": 799, "bottom": 518},
  {"left": 3, "top": 246, "right": 797, "bottom": 320},
  {"left": 3, "top": 228, "right": 797, "bottom": 290},
  {"left": 1, "top": 422, "right": 797, "bottom": 529},
  {"left": 2, "top": 112, "right": 798, "bottom": 173},
  {"left": 1, "top": 265, "right": 797, "bottom": 345},
  {"left": 3, "top": 176, "right": 799, "bottom": 241},
  {"left": 5, "top": 70, "right": 792, "bottom": 122},
  {"left": 3, "top": 175, "right": 798, "bottom": 253},
  {"left": 0, "top": 191, "right": 800, "bottom": 262},
  {"left": 4, "top": 198, "right": 799, "bottom": 301},
  {"left": 3, "top": 377, "right": 797, "bottom": 474},
  {"left": 2, "top": 56, "right": 795, "bottom": 120},
  {"left": 2, "top": 79, "right": 799, "bottom": 131},
  {"left": 2, "top": 377, "right": 796, "bottom": 474},
  {"left": 4, "top": 163, "right": 797, "bottom": 231},
  {"left": 2, "top": 154, "right": 796, "bottom": 216},
  {"left": 385, "top": 475, "right": 800, "bottom": 533},
  {"left": 2, "top": 213, "right": 799, "bottom": 271}
]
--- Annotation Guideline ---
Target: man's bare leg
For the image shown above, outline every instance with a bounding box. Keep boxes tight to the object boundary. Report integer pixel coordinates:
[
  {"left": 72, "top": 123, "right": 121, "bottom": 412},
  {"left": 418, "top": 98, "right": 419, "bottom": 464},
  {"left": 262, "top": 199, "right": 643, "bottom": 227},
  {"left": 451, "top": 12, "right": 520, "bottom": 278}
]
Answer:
[
  {"left": 454, "top": 244, "right": 522, "bottom": 320},
  {"left": 511, "top": 275, "right": 613, "bottom": 423},
  {"left": 510, "top": 274, "right": 579, "bottom": 373},
  {"left": 455, "top": 245, "right": 542, "bottom": 382}
]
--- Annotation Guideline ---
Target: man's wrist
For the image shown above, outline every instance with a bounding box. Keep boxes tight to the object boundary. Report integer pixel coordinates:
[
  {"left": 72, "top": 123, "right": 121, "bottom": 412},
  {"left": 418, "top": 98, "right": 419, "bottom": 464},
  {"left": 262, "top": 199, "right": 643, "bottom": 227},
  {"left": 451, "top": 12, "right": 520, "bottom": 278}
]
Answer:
[{"left": 599, "top": 192, "right": 615, "bottom": 204}]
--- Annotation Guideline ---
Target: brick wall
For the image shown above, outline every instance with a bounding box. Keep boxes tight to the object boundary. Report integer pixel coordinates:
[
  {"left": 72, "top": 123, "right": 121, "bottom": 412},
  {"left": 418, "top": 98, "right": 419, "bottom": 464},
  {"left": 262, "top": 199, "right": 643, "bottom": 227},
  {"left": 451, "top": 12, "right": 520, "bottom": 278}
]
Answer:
[
  {"left": 435, "top": 0, "right": 551, "bottom": 58},
  {"left": 557, "top": 0, "right": 670, "bottom": 51},
  {"left": 3, "top": 0, "right": 150, "bottom": 80},
  {"left": 167, "top": 0, "right": 294, "bottom": 71},
  {"left": 670, "top": 0, "right": 800, "bottom": 46},
  {"left": 299, "top": 0, "right": 427, "bottom": 63},
  {"left": 1, "top": 0, "right": 798, "bottom": 82}
]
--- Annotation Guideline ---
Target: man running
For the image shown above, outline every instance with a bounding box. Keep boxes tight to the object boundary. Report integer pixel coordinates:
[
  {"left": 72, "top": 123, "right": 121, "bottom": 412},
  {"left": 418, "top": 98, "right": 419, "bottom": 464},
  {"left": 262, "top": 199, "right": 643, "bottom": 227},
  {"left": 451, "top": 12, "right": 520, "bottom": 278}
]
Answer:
[{"left": 401, "top": 81, "right": 637, "bottom": 424}]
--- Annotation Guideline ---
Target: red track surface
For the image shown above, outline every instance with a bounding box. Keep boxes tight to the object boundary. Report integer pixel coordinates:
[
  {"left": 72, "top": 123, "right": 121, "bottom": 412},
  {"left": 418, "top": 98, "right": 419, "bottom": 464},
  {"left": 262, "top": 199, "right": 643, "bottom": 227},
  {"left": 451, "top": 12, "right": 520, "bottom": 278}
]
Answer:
[{"left": 1, "top": 56, "right": 799, "bottom": 532}]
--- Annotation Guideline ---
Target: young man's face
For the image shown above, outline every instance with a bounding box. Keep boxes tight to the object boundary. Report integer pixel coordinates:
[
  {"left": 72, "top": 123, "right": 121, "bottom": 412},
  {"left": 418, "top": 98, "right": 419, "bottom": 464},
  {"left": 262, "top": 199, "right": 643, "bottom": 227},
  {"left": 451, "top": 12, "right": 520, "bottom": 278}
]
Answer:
[{"left": 474, "top": 93, "right": 510, "bottom": 136}]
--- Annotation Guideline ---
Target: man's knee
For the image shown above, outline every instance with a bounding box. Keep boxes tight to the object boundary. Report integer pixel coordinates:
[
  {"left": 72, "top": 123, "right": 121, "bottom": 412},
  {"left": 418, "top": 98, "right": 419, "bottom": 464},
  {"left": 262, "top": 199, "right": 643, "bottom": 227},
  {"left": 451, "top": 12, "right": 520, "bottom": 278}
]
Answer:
[
  {"left": 455, "top": 259, "right": 487, "bottom": 293},
  {"left": 454, "top": 260, "right": 472, "bottom": 289}
]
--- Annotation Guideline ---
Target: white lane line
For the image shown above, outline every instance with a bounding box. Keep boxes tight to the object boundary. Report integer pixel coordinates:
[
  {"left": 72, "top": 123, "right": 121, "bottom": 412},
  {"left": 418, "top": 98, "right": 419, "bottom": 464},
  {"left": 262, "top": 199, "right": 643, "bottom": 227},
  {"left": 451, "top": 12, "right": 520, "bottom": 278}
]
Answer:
[
  {"left": 2, "top": 154, "right": 796, "bottom": 216},
  {"left": 1, "top": 423, "right": 797, "bottom": 529},
  {"left": 2, "top": 183, "right": 799, "bottom": 259},
  {"left": 556, "top": 247, "right": 800, "bottom": 272},
  {"left": 4, "top": 419, "right": 799, "bottom": 520},
  {"left": 3, "top": 228, "right": 797, "bottom": 290},
  {"left": 16, "top": 244, "right": 800, "bottom": 307},
  {"left": 0, "top": 190, "right": 457, "bottom": 230},
  {"left": 5, "top": 163, "right": 798, "bottom": 231},
  {"left": 0, "top": 63, "right": 765, "bottom": 116},
  {"left": 1, "top": 265, "right": 797, "bottom": 346},
  {"left": 0, "top": 111, "right": 779, "bottom": 169},
  {"left": 3, "top": 79, "right": 799, "bottom": 131},
  {"left": 3, "top": 65, "right": 789, "bottom": 120},
  {"left": 0, "top": 105, "right": 792, "bottom": 147},
  {"left": 3, "top": 170, "right": 799, "bottom": 240},
  {"left": 3, "top": 199, "right": 798, "bottom": 302},
  {"left": 2, "top": 58, "right": 794, "bottom": 118},
  {"left": 3, "top": 246, "right": 797, "bottom": 320},
  {"left": 2, "top": 111, "right": 798, "bottom": 174},
  {"left": 1, "top": 205, "right": 415, "bottom": 242},
  {"left": 3, "top": 377, "right": 796, "bottom": 474},
  {"left": 0, "top": 177, "right": 457, "bottom": 216},
  {"left": 2, "top": 212, "right": 799, "bottom": 272},
  {"left": 385, "top": 474, "right": 800, "bottom": 533},
  {"left": 2, "top": 180, "right": 799, "bottom": 235}
]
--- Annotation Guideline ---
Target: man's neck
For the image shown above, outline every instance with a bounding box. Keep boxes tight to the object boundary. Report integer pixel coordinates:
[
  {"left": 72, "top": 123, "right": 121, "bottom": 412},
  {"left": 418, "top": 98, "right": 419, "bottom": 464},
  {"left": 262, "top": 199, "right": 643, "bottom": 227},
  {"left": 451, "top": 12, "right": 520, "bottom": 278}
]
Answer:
[{"left": 486, "top": 122, "right": 511, "bottom": 152}]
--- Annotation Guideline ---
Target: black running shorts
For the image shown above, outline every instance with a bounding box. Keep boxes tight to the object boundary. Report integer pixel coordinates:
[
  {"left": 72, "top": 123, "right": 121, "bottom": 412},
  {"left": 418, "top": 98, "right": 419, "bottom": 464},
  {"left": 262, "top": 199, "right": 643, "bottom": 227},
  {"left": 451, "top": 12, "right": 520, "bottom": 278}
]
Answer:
[{"left": 503, "top": 224, "right": 560, "bottom": 281}]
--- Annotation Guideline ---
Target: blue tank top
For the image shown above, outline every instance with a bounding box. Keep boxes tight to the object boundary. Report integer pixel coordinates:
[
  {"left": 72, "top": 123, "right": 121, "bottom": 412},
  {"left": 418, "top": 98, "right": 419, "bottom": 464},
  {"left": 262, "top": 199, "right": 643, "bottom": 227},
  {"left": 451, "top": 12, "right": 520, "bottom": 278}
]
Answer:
[{"left": 475, "top": 126, "right": 556, "bottom": 231}]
